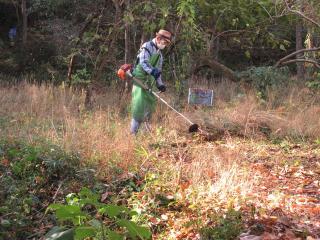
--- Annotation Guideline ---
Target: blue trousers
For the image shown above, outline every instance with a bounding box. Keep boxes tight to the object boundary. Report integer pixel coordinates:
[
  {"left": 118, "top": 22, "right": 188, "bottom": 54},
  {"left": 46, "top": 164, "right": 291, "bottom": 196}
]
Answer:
[
  {"left": 130, "top": 118, "right": 141, "bottom": 134},
  {"left": 130, "top": 118, "right": 151, "bottom": 135}
]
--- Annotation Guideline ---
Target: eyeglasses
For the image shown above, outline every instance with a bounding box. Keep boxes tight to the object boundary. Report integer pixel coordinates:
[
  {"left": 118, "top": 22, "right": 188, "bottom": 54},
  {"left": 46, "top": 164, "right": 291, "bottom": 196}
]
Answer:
[
  {"left": 160, "top": 38, "right": 170, "bottom": 46},
  {"left": 158, "top": 33, "right": 172, "bottom": 42}
]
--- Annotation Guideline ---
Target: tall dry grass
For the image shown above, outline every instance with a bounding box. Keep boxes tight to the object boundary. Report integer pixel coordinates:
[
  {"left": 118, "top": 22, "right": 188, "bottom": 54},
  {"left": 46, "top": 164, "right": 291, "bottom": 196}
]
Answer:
[
  {"left": 182, "top": 77, "right": 320, "bottom": 140},
  {"left": 0, "top": 82, "right": 139, "bottom": 179},
  {"left": 0, "top": 77, "right": 319, "bottom": 206}
]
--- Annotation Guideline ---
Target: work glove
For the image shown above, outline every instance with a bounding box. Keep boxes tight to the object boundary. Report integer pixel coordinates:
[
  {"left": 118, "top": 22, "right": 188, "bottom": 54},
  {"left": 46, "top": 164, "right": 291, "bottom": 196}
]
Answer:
[
  {"left": 150, "top": 68, "right": 161, "bottom": 80},
  {"left": 157, "top": 85, "right": 166, "bottom": 93}
]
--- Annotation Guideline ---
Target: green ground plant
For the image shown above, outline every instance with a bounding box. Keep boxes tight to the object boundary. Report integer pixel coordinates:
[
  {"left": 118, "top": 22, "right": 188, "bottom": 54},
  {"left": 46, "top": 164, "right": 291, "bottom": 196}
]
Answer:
[
  {"left": 0, "top": 140, "right": 89, "bottom": 239},
  {"left": 306, "top": 72, "right": 320, "bottom": 90},
  {"left": 200, "top": 209, "right": 243, "bottom": 240},
  {"left": 45, "top": 187, "right": 151, "bottom": 240}
]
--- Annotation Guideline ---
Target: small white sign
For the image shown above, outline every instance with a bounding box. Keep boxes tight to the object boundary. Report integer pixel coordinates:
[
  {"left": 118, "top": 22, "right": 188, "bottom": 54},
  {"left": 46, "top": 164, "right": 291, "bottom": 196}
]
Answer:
[{"left": 188, "top": 88, "right": 214, "bottom": 106}]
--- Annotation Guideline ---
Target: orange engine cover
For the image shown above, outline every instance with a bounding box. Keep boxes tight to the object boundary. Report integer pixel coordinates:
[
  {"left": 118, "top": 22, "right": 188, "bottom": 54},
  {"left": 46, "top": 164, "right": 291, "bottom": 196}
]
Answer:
[{"left": 117, "top": 64, "right": 133, "bottom": 80}]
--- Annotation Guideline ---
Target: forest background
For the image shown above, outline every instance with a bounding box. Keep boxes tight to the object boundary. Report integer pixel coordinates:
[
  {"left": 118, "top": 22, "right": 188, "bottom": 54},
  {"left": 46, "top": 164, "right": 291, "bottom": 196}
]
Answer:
[{"left": 0, "top": 0, "right": 320, "bottom": 239}]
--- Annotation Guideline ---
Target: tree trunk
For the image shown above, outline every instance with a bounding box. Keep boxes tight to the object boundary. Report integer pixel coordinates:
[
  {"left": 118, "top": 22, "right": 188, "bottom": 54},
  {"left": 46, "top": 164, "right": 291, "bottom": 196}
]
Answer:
[
  {"left": 124, "top": 0, "right": 132, "bottom": 93},
  {"left": 140, "top": 32, "right": 147, "bottom": 47},
  {"left": 214, "top": 37, "right": 220, "bottom": 60},
  {"left": 21, "top": 0, "right": 27, "bottom": 46},
  {"left": 67, "top": 12, "right": 100, "bottom": 85},
  {"left": 11, "top": 0, "right": 20, "bottom": 25},
  {"left": 67, "top": 55, "right": 75, "bottom": 84},
  {"left": 125, "top": 25, "right": 130, "bottom": 63},
  {"left": 85, "top": 0, "right": 122, "bottom": 108},
  {"left": 296, "top": 20, "right": 305, "bottom": 80},
  {"left": 84, "top": 85, "right": 94, "bottom": 109},
  {"left": 93, "top": 0, "right": 122, "bottom": 81},
  {"left": 124, "top": 0, "right": 131, "bottom": 63}
]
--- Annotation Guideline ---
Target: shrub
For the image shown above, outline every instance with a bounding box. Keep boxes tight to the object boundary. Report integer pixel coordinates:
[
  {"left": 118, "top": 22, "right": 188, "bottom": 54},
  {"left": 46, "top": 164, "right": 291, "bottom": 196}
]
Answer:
[
  {"left": 45, "top": 187, "right": 152, "bottom": 240},
  {"left": 237, "top": 66, "right": 290, "bottom": 99},
  {"left": 0, "top": 140, "right": 85, "bottom": 239}
]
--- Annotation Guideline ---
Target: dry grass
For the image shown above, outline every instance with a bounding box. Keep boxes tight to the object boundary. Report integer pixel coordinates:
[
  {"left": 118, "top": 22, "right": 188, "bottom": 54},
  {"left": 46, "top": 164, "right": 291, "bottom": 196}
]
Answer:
[
  {"left": 0, "top": 82, "right": 138, "bottom": 179},
  {"left": 185, "top": 140, "right": 254, "bottom": 204},
  {"left": 179, "top": 78, "right": 320, "bottom": 140},
  {"left": 1, "top": 77, "right": 320, "bottom": 238},
  {"left": 0, "top": 77, "right": 319, "bottom": 205}
]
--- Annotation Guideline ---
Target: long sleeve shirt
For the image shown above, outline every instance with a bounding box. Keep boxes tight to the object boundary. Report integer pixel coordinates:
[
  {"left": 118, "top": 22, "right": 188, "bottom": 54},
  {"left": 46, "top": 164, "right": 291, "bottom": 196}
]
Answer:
[{"left": 136, "top": 38, "right": 164, "bottom": 87}]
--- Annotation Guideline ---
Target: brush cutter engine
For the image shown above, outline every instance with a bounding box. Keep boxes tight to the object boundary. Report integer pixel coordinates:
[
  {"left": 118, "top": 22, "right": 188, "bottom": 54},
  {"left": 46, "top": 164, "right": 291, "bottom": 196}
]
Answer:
[{"left": 117, "top": 64, "right": 133, "bottom": 80}]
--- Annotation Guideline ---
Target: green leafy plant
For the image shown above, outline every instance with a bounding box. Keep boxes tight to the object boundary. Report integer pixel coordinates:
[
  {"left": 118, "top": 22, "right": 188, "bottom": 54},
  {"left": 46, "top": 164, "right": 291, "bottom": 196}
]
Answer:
[
  {"left": 306, "top": 72, "right": 320, "bottom": 91},
  {"left": 71, "top": 68, "right": 92, "bottom": 87},
  {"left": 200, "top": 209, "right": 243, "bottom": 240},
  {"left": 237, "top": 66, "right": 290, "bottom": 99},
  {"left": 45, "top": 187, "right": 152, "bottom": 240},
  {"left": 0, "top": 140, "right": 86, "bottom": 239}
]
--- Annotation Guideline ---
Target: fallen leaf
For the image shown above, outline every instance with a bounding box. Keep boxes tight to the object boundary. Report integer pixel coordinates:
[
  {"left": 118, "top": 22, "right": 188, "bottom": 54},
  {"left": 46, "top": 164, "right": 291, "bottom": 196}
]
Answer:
[
  {"left": 161, "top": 214, "right": 169, "bottom": 221},
  {"left": 309, "top": 206, "right": 320, "bottom": 215},
  {"left": 35, "top": 176, "right": 42, "bottom": 184},
  {"left": 1, "top": 158, "right": 9, "bottom": 167},
  {"left": 306, "top": 236, "right": 315, "bottom": 240},
  {"left": 282, "top": 229, "right": 299, "bottom": 240},
  {"left": 101, "top": 191, "right": 112, "bottom": 202},
  {"left": 149, "top": 217, "right": 160, "bottom": 225},
  {"left": 239, "top": 233, "right": 262, "bottom": 240},
  {"left": 260, "top": 232, "right": 278, "bottom": 240},
  {"left": 277, "top": 216, "right": 291, "bottom": 226}
]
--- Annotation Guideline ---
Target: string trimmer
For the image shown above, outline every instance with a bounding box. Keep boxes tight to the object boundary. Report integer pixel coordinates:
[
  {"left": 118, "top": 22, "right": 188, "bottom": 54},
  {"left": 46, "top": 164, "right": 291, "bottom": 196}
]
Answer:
[{"left": 117, "top": 64, "right": 202, "bottom": 133}]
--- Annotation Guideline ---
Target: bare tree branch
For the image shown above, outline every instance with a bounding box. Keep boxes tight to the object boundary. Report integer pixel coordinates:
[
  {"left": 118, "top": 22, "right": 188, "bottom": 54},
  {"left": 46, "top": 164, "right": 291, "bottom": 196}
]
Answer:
[
  {"left": 193, "top": 56, "right": 239, "bottom": 82},
  {"left": 275, "top": 47, "right": 320, "bottom": 67},
  {"left": 281, "top": 59, "right": 320, "bottom": 69},
  {"left": 256, "top": 1, "right": 273, "bottom": 20},
  {"left": 289, "top": 9, "right": 320, "bottom": 29},
  {"left": 283, "top": 0, "right": 320, "bottom": 28}
]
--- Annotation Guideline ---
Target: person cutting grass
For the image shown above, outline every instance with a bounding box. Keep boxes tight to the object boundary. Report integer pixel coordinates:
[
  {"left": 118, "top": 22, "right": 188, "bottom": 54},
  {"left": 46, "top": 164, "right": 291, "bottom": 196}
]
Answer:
[{"left": 130, "top": 29, "right": 172, "bottom": 134}]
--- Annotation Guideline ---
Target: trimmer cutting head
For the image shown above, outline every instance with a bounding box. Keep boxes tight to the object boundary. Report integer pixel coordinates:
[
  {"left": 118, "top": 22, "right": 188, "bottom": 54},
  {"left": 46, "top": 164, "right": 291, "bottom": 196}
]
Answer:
[{"left": 188, "top": 123, "right": 199, "bottom": 133}]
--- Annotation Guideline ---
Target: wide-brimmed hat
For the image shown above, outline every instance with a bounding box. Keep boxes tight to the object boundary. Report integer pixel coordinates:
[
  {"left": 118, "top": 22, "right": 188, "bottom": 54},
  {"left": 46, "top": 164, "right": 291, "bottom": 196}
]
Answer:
[{"left": 156, "top": 29, "right": 172, "bottom": 43}]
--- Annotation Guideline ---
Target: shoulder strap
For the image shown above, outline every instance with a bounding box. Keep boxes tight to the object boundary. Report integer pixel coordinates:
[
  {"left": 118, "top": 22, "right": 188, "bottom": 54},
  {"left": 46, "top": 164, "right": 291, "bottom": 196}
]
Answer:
[
  {"left": 140, "top": 41, "right": 153, "bottom": 56},
  {"left": 135, "top": 41, "right": 153, "bottom": 66},
  {"left": 149, "top": 40, "right": 158, "bottom": 50}
]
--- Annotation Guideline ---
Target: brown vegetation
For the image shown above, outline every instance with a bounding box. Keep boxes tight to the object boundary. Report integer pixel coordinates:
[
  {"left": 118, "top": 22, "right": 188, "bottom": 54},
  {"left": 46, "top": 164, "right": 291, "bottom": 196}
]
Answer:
[{"left": 1, "top": 76, "right": 319, "bottom": 238}]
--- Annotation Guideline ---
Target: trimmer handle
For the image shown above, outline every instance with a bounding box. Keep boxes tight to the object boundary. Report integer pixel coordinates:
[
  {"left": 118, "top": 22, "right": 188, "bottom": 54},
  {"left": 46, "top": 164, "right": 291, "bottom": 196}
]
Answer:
[{"left": 126, "top": 72, "right": 152, "bottom": 92}]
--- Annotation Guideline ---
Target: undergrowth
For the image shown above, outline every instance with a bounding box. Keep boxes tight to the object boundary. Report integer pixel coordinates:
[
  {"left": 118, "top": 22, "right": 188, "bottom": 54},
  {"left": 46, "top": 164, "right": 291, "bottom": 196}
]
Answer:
[
  {"left": 0, "top": 76, "right": 320, "bottom": 239},
  {"left": 0, "top": 140, "right": 92, "bottom": 239}
]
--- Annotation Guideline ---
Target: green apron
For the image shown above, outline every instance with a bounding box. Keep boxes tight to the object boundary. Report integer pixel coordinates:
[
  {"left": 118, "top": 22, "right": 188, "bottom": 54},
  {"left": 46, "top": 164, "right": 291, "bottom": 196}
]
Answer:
[{"left": 131, "top": 52, "right": 161, "bottom": 122}]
